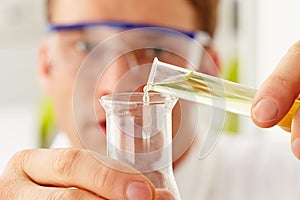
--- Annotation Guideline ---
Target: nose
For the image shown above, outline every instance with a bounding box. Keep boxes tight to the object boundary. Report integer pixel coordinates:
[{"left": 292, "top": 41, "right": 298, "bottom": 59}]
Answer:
[
  {"left": 96, "top": 56, "right": 131, "bottom": 98},
  {"left": 95, "top": 52, "right": 152, "bottom": 101},
  {"left": 98, "top": 54, "right": 151, "bottom": 95}
]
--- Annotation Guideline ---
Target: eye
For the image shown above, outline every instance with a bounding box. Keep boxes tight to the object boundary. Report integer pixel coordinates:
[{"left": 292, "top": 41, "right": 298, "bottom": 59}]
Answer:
[
  {"left": 75, "top": 41, "right": 97, "bottom": 53},
  {"left": 133, "top": 48, "right": 172, "bottom": 64},
  {"left": 145, "top": 48, "right": 165, "bottom": 57}
]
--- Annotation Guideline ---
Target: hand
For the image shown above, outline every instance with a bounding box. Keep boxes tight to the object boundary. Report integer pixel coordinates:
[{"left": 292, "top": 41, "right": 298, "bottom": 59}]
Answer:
[
  {"left": 0, "top": 148, "right": 173, "bottom": 199},
  {"left": 251, "top": 41, "right": 300, "bottom": 159}
]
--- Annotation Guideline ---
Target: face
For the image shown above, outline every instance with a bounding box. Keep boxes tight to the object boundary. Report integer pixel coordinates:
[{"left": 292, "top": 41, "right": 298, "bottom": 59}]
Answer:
[{"left": 40, "top": 0, "right": 210, "bottom": 154}]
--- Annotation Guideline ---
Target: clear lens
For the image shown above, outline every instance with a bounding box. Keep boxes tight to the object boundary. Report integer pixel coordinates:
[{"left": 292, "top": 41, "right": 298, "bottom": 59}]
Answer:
[{"left": 47, "top": 26, "right": 211, "bottom": 74}]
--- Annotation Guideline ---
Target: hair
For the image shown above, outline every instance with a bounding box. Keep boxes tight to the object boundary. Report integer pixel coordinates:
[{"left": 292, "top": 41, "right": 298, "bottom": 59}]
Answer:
[
  {"left": 45, "top": 0, "right": 52, "bottom": 24},
  {"left": 189, "top": 0, "right": 219, "bottom": 37},
  {"left": 45, "top": 0, "right": 219, "bottom": 37}
]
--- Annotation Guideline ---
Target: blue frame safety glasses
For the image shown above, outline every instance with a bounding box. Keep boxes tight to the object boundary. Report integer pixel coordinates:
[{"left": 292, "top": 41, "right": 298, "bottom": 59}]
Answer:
[
  {"left": 47, "top": 21, "right": 216, "bottom": 75},
  {"left": 48, "top": 21, "right": 211, "bottom": 47}
]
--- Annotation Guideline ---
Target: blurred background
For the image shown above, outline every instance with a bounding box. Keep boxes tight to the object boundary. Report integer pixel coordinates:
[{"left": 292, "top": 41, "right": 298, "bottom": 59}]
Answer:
[
  {"left": 0, "top": 0, "right": 44, "bottom": 172},
  {"left": 1, "top": 0, "right": 300, "bottom": 172}
]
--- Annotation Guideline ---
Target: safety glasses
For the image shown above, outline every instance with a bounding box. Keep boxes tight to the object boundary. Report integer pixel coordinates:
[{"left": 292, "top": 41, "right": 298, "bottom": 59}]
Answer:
[
  {"left": 47, "top": 21, "right": 216, "bottom": 75},
  {"left": 48, "top": 21, "right": 211, "bottom": 44}
]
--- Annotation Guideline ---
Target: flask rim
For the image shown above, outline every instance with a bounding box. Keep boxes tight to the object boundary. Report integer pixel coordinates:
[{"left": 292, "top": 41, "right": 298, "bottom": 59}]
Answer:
[{"left": 99, "top": 92, "right": 177, "bottom": 105}]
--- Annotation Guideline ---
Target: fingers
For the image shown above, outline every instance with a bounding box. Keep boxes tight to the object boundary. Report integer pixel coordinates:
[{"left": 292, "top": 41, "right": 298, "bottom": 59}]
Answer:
[
  {"left": 155, "top": 189, "right": 175, "bottom": 200},
  {"left": 291, "top": 107, "right": 300, "bottom": 159},
  {"left": 252, "top": 41, "right": 300, "bottom": 128},
  {"left": 0, "top": 178, "right": 106, "bottom": 200},
  {"left": 4, "top": 148, "right": 155, "bottom": 200}
]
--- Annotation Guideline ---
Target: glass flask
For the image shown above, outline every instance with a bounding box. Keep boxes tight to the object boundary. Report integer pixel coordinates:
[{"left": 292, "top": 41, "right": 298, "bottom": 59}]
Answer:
[{"left": 100, "top": 92, "right": 181, "bottom": 199}]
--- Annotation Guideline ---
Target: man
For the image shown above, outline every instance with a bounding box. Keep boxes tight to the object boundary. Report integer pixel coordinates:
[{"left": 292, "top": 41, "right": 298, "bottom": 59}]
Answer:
[
  {"left": 1, "top": 0, "right": 300, "bottom": 199},
  {"left": 0, "top": 0, "right": 219, "bottom": 199}
]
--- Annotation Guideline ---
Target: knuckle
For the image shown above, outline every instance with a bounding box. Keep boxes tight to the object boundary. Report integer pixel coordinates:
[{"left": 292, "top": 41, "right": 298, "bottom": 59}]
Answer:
[
  {"left": 0, "top": 150, "right": 33, "bottom": 199},
  {"left": 288, "top": 40, "right": 300, "bottom": 58},
  {"left": 270, "top": 73, "right": 290, "bottom": 88},
  {"left": 52, "top": 148, "right": 84, "bottom": 178},
  {"left": 10, "top": 150, "right": 28, "bottom": 164},
  {"left": 8, "top": 149, "right": 32, "bottom": 174},
  {"left": 0, "top": 179, "right": 14, "bottom": 199},
  {"left": 95, "top": 165, "right": 116, "bottom": 192},
  {"left": 49, "top": 189, "right": 85, "bottom": 200}
]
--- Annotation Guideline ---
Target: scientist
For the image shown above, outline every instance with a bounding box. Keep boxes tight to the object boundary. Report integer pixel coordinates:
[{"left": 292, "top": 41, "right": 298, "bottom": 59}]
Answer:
[
  {"left": 1, "top": 0, "right": 300, "bottom": 200},
  {"left": 0, "top": 0, "right": 220, "bottom": 199}
]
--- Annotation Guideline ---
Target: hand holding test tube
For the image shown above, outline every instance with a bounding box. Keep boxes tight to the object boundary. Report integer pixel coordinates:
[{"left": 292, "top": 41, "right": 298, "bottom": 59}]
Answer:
[
  {"left": 250, "top": 42, "right": 300, "bottom": 159},
  {"left": 145, "top": 58, "right": 300, "bottom": 131}
]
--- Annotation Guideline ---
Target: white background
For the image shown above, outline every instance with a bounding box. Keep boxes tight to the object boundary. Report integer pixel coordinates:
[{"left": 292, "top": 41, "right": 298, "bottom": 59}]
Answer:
[{"left": 0, "top": 0, "right": 44, "bottom": 172}]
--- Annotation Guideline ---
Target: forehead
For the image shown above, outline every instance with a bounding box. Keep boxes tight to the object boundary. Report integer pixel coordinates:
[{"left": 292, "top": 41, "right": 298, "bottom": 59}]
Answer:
[{"left": 51, "top": 0, "right": 198, "bottom": 32}]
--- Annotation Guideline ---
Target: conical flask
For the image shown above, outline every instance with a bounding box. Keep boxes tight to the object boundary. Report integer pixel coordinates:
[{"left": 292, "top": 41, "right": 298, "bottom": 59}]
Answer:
[{"left": 100, "top": 92, "right": 181, "bottom": 199}]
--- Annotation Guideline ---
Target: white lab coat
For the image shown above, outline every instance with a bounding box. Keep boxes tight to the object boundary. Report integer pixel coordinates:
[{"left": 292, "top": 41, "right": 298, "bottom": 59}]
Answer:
[
  {"left": 175, "top": 133, "right": 300, "bottom": 200},
  {"left": 52, "top": 132, "right": 300, "bottom": 200}
]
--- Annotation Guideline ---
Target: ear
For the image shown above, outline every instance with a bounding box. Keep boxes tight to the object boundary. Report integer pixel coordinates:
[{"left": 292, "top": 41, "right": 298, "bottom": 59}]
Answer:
[{"left": 38, "top": 39, "right": 52, "bottom": 94}]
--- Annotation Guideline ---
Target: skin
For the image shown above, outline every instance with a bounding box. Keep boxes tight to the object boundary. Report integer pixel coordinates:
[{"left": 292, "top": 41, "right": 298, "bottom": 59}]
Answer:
[
  {"left": 43, "top": 0, "right": 199, "bottom": 151},
  {"left": 251, "top": 41, "right": 300, "bottom": 159},
  {"left": 0, "top": 0, "right": 202, "bottom": 199},
  {"left": 2, "top": 1, "right": 298, "bottom": 199}
]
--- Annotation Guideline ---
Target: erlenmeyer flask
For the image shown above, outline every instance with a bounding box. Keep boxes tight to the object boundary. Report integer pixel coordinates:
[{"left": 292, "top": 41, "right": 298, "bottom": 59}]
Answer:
[{"left": 100, "top": 92, "right": 181, "bottom": 199}]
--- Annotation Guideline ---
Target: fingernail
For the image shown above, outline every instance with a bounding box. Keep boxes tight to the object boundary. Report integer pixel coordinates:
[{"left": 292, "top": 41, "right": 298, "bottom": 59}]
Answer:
[
  {"left": 253, "top": 97, "right": 279, "bottom": 123},
  {"left": 292, "top": 139, "right": 300, "bottom": 159},
  {"left": 126, "top": 181, "right": 151, "bottom": 200}
]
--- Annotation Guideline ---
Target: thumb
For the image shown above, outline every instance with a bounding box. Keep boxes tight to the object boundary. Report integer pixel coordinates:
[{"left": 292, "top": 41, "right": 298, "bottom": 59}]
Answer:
[
  {"left": 251, "top": 41, "right": 300, "bottom": 129},
  {"left": 155, "top": 189, "right": 175, "bottom": 200}
]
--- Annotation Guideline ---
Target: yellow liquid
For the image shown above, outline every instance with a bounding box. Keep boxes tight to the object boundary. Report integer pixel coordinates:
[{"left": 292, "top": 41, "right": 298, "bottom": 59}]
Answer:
[{"left": 144, "top": 71, "right": 300, "bottom": 130}]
